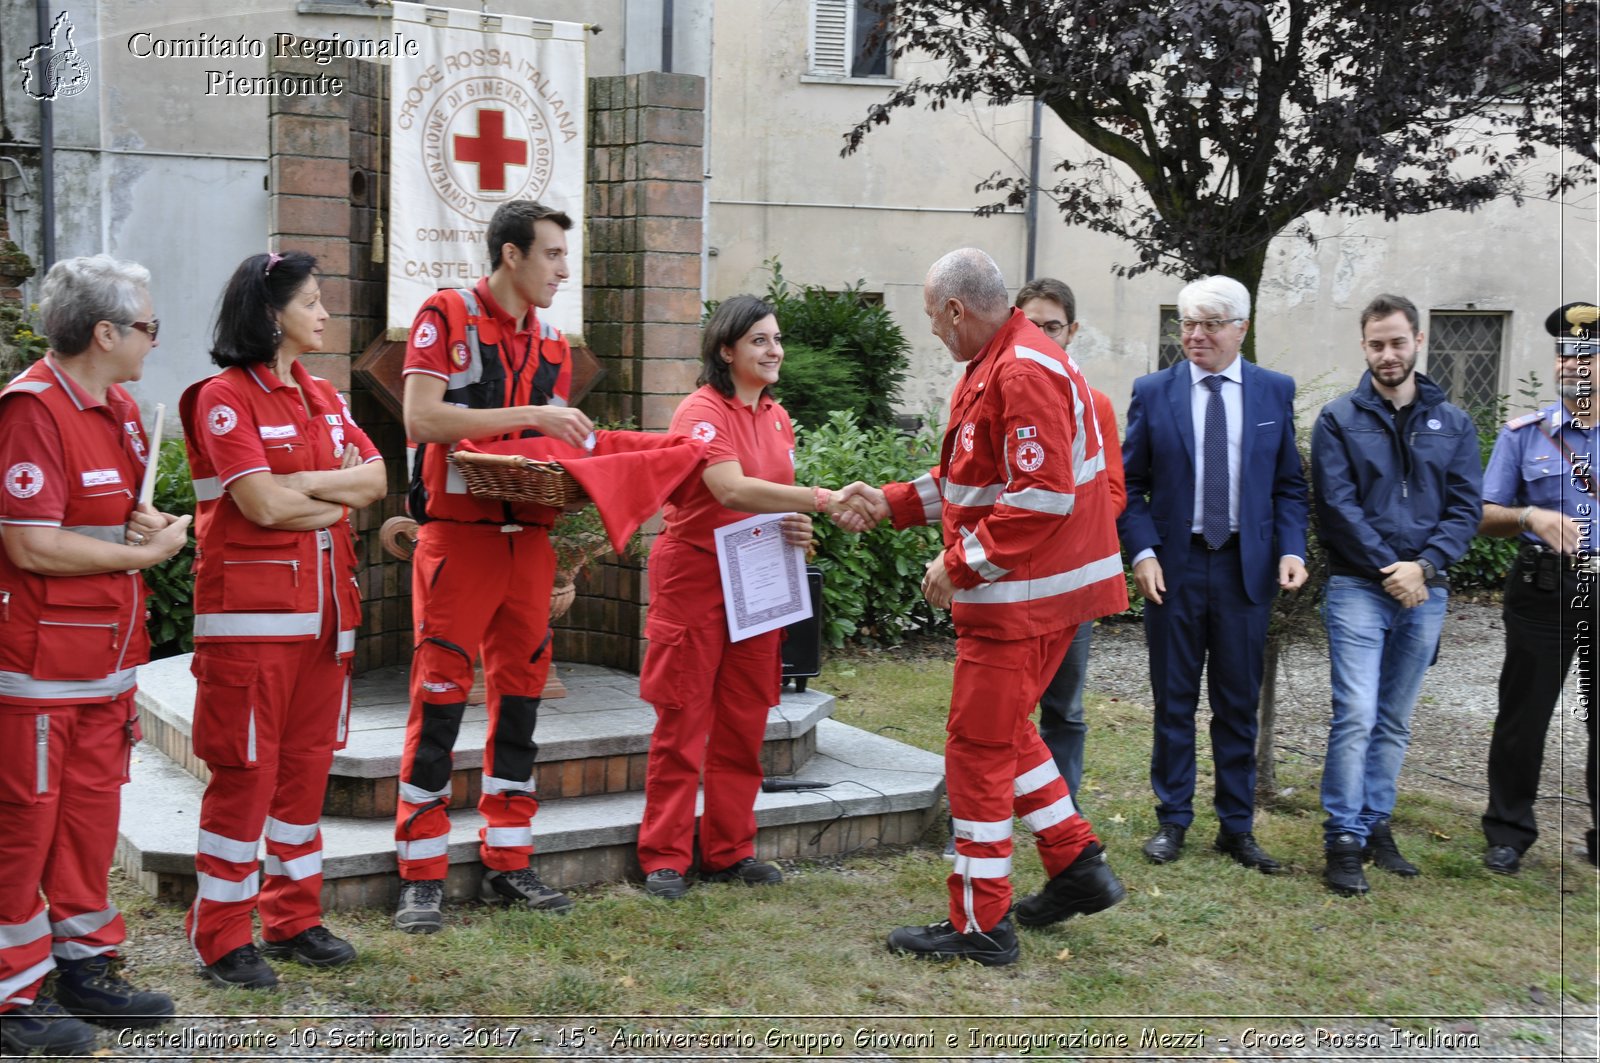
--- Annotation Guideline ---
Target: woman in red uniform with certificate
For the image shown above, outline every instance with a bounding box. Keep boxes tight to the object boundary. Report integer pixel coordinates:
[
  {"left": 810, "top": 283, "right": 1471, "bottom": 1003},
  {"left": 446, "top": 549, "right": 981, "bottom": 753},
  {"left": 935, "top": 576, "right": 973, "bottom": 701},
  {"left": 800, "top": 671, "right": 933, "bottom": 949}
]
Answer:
[
  {"left": 637, "top": 295, "right": 864, "bottom": 900},
  {"left": 179, "top": 251, "right": 386, "bottom": 988}
]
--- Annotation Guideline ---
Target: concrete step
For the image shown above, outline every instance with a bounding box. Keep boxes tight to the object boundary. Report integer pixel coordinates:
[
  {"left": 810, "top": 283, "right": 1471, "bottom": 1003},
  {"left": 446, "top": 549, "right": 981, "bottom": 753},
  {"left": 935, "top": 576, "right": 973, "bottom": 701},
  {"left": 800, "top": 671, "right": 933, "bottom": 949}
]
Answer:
[
  {"left": 134, "top": 656, "right": 834, "bottom": 817},
  {"left": 117, "top": 717, "right": 947, "bottom": 911}
]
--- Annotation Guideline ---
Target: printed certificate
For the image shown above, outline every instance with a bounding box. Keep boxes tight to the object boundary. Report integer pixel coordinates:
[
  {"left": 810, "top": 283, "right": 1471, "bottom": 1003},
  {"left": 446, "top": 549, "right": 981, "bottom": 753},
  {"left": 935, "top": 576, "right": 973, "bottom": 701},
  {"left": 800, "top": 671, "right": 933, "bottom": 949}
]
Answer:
[{"left": 713, "top": 513, "right": 813, "bottom": 642}]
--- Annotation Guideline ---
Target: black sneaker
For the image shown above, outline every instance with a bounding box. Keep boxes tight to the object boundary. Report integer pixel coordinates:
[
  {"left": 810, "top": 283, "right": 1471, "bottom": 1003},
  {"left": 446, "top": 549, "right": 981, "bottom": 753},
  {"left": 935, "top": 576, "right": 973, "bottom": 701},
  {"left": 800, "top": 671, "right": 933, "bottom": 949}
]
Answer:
[
  {"left": 394, "top": 879, "right": 445, "bottom": 934},
  {"left": 1013, "top": 845, "right": 1127, "bottom": 928},
  {"left": 1362, "top": 822, "right": 1420, "bottom": 877},
  {"left": 260, "top": 925, "right": 357, "bottom": 968},
  {"left": 887, "top": 915, "right": 1020, "bottom": 967},
  {"left": 53, "top": 955, "right": 174, "bottom": 1028},
  {"left": 1324, "top": 833, "right": 1371, "bottom": 896},
  {"left": 701, "top": 857, "right": 783, "bottom": 886},
  {"left": 481, "top": 867, "right": 575, "bottom": 912},
  {"left": 198, "top": 943, "right": 278, "bottom": 989},
  {"left": 644, "top": 869, "right": 689, "bottom": 900},
  {"left": 0, "top": 988, "right": 99, "bottom": 1056}
]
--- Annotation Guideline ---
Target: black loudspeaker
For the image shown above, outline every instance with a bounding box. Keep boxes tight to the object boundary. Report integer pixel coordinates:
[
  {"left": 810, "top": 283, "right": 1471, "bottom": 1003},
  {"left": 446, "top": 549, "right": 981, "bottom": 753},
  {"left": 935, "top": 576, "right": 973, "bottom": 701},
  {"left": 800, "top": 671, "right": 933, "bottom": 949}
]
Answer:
[{"left": 781, "top": 564, "right": 823, "bottom": 692}]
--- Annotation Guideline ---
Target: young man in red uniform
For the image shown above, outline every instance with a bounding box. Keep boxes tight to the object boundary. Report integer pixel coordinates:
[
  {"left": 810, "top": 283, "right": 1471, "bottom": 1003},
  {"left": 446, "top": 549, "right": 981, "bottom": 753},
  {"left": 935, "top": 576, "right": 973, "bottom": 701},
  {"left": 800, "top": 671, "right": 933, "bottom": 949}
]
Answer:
[
  {"left": 843, "top": 248, "right": 1128, "bottom": 966},
  {"left": 394, "top": 200, "right": 594, "bottom": 933},
  {"left": 0, "top": 256, "right": 189, "bottom": 1054}
]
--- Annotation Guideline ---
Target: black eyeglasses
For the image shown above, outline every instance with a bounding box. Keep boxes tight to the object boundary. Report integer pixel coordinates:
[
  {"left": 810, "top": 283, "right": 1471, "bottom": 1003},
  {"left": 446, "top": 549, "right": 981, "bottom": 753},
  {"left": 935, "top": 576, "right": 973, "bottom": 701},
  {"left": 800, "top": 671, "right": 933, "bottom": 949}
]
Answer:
[{"left": 124, "top": 319, "right": 160, "bottom": 341}]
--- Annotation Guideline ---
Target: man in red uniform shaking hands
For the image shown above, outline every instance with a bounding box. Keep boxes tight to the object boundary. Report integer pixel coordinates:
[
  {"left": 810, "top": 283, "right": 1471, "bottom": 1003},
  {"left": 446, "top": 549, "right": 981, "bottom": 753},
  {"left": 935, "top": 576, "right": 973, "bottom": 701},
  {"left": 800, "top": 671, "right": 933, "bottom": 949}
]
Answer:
[
  {"left": 393, "top": 201, "right": 593, "bottom": 933},
  {"left": 841, "top": 248, "right": 1128, "bottom": 966}
]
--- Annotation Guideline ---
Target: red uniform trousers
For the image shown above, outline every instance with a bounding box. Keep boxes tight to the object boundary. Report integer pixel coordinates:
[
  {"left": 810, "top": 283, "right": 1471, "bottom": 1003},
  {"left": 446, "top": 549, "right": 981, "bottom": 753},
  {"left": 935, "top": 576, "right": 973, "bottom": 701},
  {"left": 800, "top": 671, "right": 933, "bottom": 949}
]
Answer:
[
  {"left": 395, "top": 521, "right": 555, "bottom": 880},
  {"left": 184, "top": 626, "right": 349, "bottom": 965},
  {"left": 946, "top": 626, "right": 1100, "bottom": 933},
  {"left": 637, "top": 535, "right": 780, "bottom": 874},
  {"left": 0, "top": 691, "right": 135, "bottom": 1008}
]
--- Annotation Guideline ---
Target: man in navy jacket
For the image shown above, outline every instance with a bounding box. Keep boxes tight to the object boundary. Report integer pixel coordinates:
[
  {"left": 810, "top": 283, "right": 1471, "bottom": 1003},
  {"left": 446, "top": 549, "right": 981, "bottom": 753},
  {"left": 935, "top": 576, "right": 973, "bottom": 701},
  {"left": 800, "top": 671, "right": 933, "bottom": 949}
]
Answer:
[
  {"left": 1311, "top": 294, "right": 1482, "bottom": 895},
  {"left": 1119, "top": 275, "right": 1309, "bottom": 873}
]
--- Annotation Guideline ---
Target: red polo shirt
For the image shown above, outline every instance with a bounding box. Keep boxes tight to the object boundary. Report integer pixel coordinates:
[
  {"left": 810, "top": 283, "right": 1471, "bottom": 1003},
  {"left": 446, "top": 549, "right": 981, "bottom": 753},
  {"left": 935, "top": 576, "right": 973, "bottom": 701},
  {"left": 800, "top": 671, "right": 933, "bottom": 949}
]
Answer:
[{"left": 662, "top": 385, "right": 796, "bottom": 551}]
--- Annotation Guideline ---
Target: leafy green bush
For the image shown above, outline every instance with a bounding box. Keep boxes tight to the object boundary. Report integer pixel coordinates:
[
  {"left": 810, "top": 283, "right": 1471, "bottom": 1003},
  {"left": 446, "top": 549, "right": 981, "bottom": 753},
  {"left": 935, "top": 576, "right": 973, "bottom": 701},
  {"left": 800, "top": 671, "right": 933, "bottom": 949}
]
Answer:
[
  {"left": 1446, "top": 391, "right": 1522, "bottom": 593},
  {"left": 764, "top": 259, "right": 910, "bottom": 427},
  {"left": 793, "top": 411, "right": 949, "bottom": 645},
  {"left": 145, "top": 436, "right": 196, "bottom": 658},
  {"left": 774, "top": 339, "right": 868, "bottom": 431}
]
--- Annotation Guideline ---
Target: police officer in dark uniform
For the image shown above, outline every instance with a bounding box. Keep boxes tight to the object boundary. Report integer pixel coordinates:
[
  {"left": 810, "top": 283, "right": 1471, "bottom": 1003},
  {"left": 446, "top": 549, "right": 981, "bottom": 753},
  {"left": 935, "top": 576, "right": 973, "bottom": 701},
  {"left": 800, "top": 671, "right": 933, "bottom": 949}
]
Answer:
[{"left": 1478, "top": 301, "right": 1598, "bottom": 874}]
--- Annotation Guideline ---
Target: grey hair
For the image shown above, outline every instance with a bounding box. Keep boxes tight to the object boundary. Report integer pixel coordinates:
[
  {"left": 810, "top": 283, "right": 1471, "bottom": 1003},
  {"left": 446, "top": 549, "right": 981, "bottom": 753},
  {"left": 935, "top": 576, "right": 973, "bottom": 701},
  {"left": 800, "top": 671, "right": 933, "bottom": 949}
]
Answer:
[
  {"left": 1177, "top": 275, "right": 1251, "bottom": 322},
  {"left": 927, "top": 248, "right": 1009, "bottom": 317},
  {"left": 39, "top": 254, "right": 152, "bottom": 357}
]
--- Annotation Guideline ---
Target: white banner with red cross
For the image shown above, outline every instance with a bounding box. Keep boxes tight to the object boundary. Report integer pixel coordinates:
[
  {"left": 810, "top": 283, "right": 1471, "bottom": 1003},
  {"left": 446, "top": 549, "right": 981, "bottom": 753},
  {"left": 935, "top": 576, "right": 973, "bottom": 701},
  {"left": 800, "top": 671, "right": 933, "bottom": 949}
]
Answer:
[{"left": 388, "top": 3, "right": 586, "bottom": 336}]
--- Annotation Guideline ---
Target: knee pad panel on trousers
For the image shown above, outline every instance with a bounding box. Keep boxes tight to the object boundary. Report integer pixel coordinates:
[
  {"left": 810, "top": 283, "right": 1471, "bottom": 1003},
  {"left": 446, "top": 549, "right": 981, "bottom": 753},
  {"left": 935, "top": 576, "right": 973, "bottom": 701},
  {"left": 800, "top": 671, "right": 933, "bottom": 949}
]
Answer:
[
  {"left": 490, "top": 695, "right": 540, "bottom": 783},
  {"left": 409, "top": 701, "right": 466, "bottom": 794}
]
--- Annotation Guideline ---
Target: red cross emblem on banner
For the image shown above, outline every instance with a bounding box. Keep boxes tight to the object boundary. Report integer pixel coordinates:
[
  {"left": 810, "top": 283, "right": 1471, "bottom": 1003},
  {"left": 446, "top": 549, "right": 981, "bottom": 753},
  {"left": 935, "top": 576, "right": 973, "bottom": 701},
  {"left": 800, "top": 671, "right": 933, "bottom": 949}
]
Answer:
[{"left": 453, "top": 108, "right": 528, "bottom": 193}]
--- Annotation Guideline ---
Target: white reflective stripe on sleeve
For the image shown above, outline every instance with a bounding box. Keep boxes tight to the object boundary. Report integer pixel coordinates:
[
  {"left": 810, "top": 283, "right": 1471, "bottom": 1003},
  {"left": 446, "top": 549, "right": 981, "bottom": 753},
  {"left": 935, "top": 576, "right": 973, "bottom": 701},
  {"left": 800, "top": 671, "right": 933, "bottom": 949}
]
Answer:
[
  {"left": 2, "top": 379, "right": 51, "bottom": 395},
  {"left": 62, "top": 524, "right": 126, "bottom": 544},
  {"left": 407, "top": 445, "right": 420, "bottom": 476},
  {"left": 0, "top": 519, "right": 61, "bottom": 528},
  {"left": 943, "top": 481, "right": 1003, "bottom": 508},
  {"left": 396, "top": 836, "right": 450, "bottom": 861},
  {"left": 399, "top": 780, "right": 451, "bottom": 805},
  {"left": 996, "top": 485, "right": 1075, "bottom": 515},
  {"left": 955, "top": 552, "right": 1124, "bottom": 606},
  {"left": 0, "top": 668, "right": 137, "bottom": 701},
  {"left": 1014, "top": 346, "right": 1069, "bottom": 377},
  {"left": 52, "top": 940, "right": 115, "bottom": 961},
  {"left": 193, "top": 612, "right": 322, "bottom": 638},
  {"left": 484, "top": 826, "right": 534, "bottom": 849},
  {"left": 50, "top": 906, "right": 118, "bottom": 939},
  {"left": 0, "top": 910, "right": 51, "bottom": 949},
  {"left": 192, "top": 476, "right": 222, "bottom": 502},
  {"left": 197, "top": 828, "right": 260, "bottom": 864},
  {"left": 911, "top": 473, "right": 942, "bottom": 523},
  {"left": 960, "top": 526, "right": 1009, "bottom": 582},
  {"left": 264, "top": 817, "right": 319, "bottom": 846},
  {"left": 195, "top": 871, "right": 260, "bottom": 903},
  {"left": 547, "top": 395, "right": 568, "bottom": 407},
  {"left": 482, "top": 774, "right": 535, "bottom": 796},
  {"left": 218, "top": 466, "right": 271, "bottom": 488},
  {"left": 952, "top": 854, "right": 1012, "bottom": 879},
  {"left": 264, "top": 851, "right": 323, "bottom": 881},
  {"left": 0, "top": 955, "right": 56, "bottom": 1005},
  {"left": 951, "top": 817, "right": 1012, "bottom": 844},
  {"left": 1020, "top": 794, "right": 1078, "bottom": 834},
  {"left": 337, "top": 629, "right": 357, "bottom": 656},
  {"left": 1014, "top": 759, "right": 1061, "bottom": 798}
]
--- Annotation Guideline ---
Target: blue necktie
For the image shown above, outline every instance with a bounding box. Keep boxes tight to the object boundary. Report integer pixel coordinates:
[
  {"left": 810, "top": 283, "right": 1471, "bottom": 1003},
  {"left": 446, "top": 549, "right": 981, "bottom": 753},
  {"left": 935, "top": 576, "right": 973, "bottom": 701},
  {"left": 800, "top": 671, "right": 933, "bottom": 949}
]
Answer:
[{"left": 1202, "top": 375, "right": 1230, "bottom": 549}]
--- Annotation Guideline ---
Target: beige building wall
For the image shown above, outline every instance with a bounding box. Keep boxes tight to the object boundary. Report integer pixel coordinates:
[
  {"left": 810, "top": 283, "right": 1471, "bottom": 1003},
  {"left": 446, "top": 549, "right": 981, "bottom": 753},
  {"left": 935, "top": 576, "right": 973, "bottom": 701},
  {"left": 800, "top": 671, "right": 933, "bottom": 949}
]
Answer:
[{"left": 702, "top": 0, "right": 1597, "bottom": 427}]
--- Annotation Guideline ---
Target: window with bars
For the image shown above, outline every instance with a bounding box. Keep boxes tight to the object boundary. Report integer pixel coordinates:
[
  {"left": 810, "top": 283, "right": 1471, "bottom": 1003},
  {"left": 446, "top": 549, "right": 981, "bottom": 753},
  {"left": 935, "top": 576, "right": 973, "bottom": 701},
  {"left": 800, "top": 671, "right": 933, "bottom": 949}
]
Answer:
[
  {"left": 1427, "top": 312, "right": 1505, "bottom": 411},
  {"left": 809, "top": 0, "right": 894, "bottom": 79},
  {"left": 1158, "top": 306, "right": 1185, "bottom": 369}
]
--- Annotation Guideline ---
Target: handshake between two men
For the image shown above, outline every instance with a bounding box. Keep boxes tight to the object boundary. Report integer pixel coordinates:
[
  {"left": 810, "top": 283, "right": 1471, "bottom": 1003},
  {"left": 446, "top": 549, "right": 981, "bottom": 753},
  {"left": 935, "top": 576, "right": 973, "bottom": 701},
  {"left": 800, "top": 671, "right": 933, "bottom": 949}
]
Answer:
[{"left": 816, "top": 482, "right": 955, "bottom": 611}]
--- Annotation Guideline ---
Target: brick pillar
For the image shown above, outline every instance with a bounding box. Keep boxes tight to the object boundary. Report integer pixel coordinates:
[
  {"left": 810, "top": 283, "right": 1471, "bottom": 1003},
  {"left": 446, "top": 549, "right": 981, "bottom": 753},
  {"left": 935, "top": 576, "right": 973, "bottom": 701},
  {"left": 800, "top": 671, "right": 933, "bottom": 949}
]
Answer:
[
  {"left": 267, "top": 49, "right": 410, "bottom": 676},
  {"left": 556, "top": 72, "right": 706, "bottom": 673}
]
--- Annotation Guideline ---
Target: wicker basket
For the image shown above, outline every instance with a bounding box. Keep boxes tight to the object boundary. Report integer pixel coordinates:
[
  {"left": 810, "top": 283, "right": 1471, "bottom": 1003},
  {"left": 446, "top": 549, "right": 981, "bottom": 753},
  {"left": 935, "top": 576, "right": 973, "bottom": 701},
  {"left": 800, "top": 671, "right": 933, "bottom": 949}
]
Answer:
[{"left": 447, "top": 450, "right": 588, "bottom": 507}]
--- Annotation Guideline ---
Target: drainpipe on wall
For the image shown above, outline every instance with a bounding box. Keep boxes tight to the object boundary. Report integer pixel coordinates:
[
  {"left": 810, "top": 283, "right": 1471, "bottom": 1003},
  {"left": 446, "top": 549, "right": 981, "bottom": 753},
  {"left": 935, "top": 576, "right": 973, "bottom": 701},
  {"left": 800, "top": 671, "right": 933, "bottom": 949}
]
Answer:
[
  {"left": 661, "top": 0, "right": 674, "bottom": 73},
  {"left": 36, "top": 0, "right": 56, "bottom": 272},
  {"left": 1024, "top": 97, "right": 1042, "bottom": 284}
]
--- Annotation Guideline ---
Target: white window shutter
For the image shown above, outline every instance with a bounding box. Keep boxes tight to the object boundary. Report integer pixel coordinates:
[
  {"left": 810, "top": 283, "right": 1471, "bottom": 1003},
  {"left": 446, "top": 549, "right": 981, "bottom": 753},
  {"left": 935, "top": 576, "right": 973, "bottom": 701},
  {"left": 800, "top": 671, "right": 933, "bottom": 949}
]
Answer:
[{"left": 810, "top": 0, "right": 850, "bottom": 76}]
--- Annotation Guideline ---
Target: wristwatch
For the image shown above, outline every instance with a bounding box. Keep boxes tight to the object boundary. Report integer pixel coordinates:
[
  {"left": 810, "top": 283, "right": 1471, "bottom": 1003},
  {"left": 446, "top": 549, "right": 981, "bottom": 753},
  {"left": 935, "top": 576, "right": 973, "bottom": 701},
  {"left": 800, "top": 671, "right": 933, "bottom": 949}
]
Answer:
[{"left": 1415, "top": 558, "right": 1437, "bottom": 581}]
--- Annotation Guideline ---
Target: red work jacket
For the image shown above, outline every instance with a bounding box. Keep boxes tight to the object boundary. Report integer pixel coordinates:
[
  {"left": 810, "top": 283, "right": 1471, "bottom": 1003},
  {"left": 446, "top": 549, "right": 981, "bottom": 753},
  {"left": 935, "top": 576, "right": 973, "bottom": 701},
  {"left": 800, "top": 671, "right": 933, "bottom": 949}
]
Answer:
[
  {"left": 0, "top": 358, "right": 149, "bottom": 703},
  {"left": 402, "top": 282, "right": 573, "bottom": 526},
  {"left": 180, "top": 362, "right": 377, "bottom": 654},
  {"left": 884, "top": 310, "right": 1128, "bottom": 640}
]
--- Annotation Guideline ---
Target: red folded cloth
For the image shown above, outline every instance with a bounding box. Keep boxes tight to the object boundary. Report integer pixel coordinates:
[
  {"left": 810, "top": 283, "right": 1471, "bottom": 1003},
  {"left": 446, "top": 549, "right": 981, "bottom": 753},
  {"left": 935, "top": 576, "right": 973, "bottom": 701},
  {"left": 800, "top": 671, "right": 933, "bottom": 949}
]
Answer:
[{"left": 458, "top": 430, "right": 706, "bottom": 555}]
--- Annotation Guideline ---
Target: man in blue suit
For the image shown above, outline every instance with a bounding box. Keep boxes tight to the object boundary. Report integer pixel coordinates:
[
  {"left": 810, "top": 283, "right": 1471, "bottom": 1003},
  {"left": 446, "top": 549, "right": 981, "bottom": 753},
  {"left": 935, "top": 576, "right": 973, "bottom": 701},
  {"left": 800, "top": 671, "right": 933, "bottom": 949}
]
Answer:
[{"left": 1119, "top": 275, "right": 1309, "bottom": 872}]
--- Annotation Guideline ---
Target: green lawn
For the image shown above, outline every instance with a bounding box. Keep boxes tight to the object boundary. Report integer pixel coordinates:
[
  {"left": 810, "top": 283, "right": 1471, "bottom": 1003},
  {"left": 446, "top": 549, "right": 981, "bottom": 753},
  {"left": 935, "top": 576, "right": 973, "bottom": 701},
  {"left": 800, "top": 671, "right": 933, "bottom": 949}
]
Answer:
[{"left": 112, "top": 646, "right": 1596, "bottom": 1055}]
